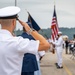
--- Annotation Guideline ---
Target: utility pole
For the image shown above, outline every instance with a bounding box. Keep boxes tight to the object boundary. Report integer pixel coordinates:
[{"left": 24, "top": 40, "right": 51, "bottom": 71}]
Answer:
[
  {"left": 15, "top": 0, "right": 17, "bottom": 6},
  {"left": 14, "top": 0, "right": 17, "bottom": 35}
]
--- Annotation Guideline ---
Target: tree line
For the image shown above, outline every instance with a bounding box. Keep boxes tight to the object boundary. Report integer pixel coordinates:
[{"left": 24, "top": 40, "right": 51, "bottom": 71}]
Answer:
[{"left": 15, "top": 27, "right": 75, "bottom": 40}]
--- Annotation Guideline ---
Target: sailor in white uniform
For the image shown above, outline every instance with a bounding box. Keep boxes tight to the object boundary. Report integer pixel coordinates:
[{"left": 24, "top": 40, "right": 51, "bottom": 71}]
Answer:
[
  {"left": 0, "top": 6, "right": 50, "bottom": 75},
  {"left": 53, "top": 31, "right": 63, "bottom": 69}
]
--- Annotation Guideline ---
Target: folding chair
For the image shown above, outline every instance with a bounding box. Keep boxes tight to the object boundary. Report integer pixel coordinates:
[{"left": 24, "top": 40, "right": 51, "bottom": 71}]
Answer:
[{"left": 70, "top": 47, "right": 75, "bottom": 60}]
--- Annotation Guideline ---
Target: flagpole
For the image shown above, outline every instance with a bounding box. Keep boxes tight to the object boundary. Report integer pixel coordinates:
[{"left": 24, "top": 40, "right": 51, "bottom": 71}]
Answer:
[{"left": 54, "top": 0, "right": 55, "bottom": 5}]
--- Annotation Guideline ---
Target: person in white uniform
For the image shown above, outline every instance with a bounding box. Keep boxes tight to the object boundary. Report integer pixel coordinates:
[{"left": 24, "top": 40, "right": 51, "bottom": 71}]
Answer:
[
  {"left": 52, "top": 31, "right": 63, "bottom": 69},
  {"left": 0, "top": 6, "right": 50, "bottom": 75}
]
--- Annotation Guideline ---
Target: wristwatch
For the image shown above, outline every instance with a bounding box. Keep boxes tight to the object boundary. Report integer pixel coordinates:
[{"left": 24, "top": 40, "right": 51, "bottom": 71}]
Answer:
[
  {"left": 27, "top": 28, "right": 35, "bottom": 34},
  {"left": 31, "top": 28, "right": 35, "bottom": 31}
]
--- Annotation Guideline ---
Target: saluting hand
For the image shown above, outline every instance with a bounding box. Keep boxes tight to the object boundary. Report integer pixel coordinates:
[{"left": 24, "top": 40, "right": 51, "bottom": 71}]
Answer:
[{"left": 18, "top": 19, "right": 31, "bottom": 33}]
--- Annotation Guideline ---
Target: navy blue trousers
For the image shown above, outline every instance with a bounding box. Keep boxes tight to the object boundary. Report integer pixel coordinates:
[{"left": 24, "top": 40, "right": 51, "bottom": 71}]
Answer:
[
  {"left": 21, "top": 72, "right": 34, "bottom": 75},
  {"left": 21, "top": 53, "right": 38, "bottom": 75}
]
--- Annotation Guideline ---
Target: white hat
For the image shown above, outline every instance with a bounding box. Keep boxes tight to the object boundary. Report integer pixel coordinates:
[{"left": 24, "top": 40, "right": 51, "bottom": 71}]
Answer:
[
  {"left": 58, "top": 31, "right": 62, "bottom": 34},
  {"left": 0, "top": 6, "right": 20, "bottom": 19}
]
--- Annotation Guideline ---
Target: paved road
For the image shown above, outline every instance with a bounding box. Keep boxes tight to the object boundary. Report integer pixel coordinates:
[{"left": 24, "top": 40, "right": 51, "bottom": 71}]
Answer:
[{"left": 40, "top": 50, "right": 75, "bottom": 75}]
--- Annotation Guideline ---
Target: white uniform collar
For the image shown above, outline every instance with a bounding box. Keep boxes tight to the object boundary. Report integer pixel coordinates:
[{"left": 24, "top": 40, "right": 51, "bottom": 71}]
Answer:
[{"left": 0, "top": 29, "right": 12, "bottom": 36}]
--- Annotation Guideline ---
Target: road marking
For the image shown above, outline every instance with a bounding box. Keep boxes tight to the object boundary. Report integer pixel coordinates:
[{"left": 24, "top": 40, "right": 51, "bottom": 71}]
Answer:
[
  {"left": 63, "top": 55, "right": 75, "bottom": 75},
  {"left": 63, "top": 64, "right": 72, "bottom": 75}
]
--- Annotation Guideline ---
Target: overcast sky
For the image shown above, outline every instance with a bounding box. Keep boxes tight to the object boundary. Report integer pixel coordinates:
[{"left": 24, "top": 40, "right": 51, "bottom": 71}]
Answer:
[{"left": 0, "top": 0, "right": 75, "bottom": 30}]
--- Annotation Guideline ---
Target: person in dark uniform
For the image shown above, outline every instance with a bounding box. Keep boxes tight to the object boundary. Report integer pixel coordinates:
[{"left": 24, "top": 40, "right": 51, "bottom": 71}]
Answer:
[
  {"left": 65, "top": 39, "right": 69, "bottom": 54},
  {"left": 21, "top": 22, "right": 39, "bottom": 75}
]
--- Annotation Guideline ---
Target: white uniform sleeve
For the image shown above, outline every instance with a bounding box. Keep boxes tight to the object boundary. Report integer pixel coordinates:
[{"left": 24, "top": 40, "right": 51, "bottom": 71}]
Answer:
[
  {"left": 16, "top": 37, "right": 39, "bottom": 55},
  {"left": 38, "top": 51, "right": 45, "bottom": 57}
]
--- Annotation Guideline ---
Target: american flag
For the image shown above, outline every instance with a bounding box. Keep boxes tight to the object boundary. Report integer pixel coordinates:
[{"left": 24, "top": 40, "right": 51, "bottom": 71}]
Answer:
[{"left": 51, "top": 5, "right": 59, "bottom": 41}]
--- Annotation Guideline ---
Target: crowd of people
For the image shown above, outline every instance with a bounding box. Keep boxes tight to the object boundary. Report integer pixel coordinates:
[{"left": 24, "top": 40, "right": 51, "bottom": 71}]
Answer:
[{"left": 63, "top": 37, "right": 75, "bottom": 54}]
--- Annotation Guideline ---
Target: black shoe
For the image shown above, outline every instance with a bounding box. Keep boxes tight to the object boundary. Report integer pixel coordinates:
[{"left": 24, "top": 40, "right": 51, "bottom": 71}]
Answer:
[
  {"left": 55, "top": 63, "right": 58, "bottom": 66},
  {"left": 57, "top": 65, "right": 63, "bottom": 69},
  {"left": 55, "top": 63, "right": 58, "bottom": 65},
  {"left": 40, "top": 56, "right": 43, "bottom": 61}
]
